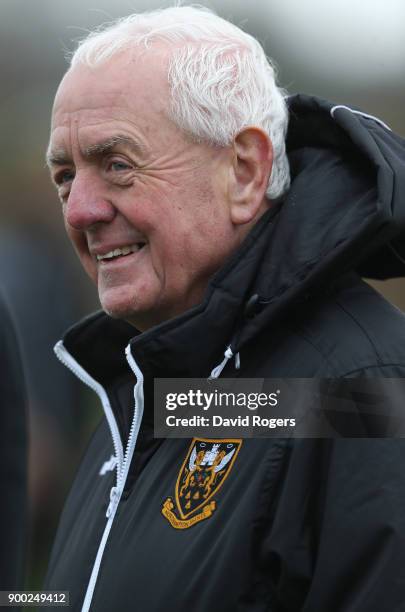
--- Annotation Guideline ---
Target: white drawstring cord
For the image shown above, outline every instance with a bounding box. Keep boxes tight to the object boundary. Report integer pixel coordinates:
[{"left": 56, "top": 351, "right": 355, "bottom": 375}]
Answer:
[
  {"left": 209, "top": 346, "right": 241, "bottom": 379},
  {"left": 330, "top": 105, "right": 392, "bottom": 132}
]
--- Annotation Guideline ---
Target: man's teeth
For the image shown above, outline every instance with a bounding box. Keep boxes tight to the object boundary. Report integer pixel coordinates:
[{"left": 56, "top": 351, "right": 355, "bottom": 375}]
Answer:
[{"left": 96, "top": 244, "right": 144, "bottom": 261}]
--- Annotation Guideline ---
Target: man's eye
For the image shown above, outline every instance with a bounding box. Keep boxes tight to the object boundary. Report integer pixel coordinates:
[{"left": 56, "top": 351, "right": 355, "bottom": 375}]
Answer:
[
  {"left": 109, "top": 160, "right": 131, "bottom": 171},
  {"left": 55, "top": 170, "right": 74, "bottom": 185}
]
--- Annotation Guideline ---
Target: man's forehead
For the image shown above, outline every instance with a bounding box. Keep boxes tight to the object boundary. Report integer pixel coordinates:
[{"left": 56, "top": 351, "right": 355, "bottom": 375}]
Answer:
[
  {"left": 53, "top": 49, "right": 170, "bottom": 111},
  {"left": 48, "top": 55, "right": 172, "bottom": 163}
]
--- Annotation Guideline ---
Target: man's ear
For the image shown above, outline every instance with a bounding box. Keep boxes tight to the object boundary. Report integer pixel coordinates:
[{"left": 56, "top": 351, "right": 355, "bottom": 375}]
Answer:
[{"left": 228, "top": 127, "right": 273, "bottom": 225}]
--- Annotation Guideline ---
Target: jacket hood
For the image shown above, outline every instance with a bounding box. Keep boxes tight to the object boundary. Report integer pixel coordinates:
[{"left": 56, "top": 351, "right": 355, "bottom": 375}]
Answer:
[
  {"left": 235, "top": 94, "right": 405, "bottom": 348},
  {"left": 60, "top": 94, "right": 405, "bottom": 379},
  {"left": 270, "top": 94, "right": 405, "bottom": 284}
]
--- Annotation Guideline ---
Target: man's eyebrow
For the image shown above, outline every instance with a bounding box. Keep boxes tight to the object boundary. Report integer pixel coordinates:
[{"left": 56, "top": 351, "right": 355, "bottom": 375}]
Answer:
[
  {"left": 46, "top": 135, "right": 144, "bottom": 167},
  {"left": 84, "top": 135, "right": 144, "bottom": 157},
  {"left": 45, "top": 148, "right": 70, "bottom": 167}
]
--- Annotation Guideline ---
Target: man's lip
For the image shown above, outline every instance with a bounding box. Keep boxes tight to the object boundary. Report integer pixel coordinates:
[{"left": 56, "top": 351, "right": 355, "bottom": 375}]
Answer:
[
  {"left": 89, "top": 241, "right": 147, "bottom": 257},
  {"left": 97, "top": 249, "right": 144, "bottom": 265}
]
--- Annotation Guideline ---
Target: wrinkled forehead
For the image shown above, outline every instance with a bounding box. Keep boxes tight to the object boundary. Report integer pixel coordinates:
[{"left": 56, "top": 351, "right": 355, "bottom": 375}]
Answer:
[
  {"left": 47, "top": 48, "right": 188, "bottom": 166},
  {"left": 51, "top": 48, "right": 171, "bottom": 127}
]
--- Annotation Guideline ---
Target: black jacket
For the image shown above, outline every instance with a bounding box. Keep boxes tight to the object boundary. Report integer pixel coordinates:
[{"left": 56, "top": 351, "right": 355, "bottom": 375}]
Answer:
[
  {"left": 45, "top": 96, "right": 405, "bottom": 611},
  {"left": 0, "top": 292, "right": 27, "bottom": 594}
]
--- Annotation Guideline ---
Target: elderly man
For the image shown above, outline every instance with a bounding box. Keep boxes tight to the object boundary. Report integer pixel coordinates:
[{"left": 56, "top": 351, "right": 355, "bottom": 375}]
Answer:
[{"left": 45, "top": 5, "right": 405, "bottom": 612}]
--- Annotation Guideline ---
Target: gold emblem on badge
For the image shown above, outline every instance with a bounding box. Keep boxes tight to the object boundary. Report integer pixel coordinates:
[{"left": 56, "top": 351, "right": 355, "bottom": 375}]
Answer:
[{"left": 162, "top": 438, "right": 242, "bottom": 529}]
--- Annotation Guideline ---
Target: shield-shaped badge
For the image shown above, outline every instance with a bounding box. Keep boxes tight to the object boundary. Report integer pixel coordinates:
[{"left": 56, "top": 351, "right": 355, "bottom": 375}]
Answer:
[{"left": 162, "top": 438, "right": 242, "bottom": 529}]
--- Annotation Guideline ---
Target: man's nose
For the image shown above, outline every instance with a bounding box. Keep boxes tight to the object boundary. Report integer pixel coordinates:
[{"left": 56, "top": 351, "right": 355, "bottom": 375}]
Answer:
[{"left": 64, "top": 172, "right": 116, "bottom": 230}]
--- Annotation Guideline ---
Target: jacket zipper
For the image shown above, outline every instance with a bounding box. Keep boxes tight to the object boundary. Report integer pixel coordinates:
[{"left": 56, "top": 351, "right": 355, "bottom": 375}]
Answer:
[{"left": 54, "top": 340, "right": 144, "bottom": 612}]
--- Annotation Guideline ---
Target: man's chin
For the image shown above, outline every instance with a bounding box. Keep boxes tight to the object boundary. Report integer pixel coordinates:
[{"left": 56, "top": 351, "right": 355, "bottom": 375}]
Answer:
[
  {"left": 101, "top": 300, "right": 137, "bottom": 322},
  {"left": 99, "top": 292, "right": 138, "bottom": 320},
  {"left": 98, "top": 286, "right": 186, "bottom": 331},
  {"left": 99, "top": 292, "right": 157, "bottom": 331}
]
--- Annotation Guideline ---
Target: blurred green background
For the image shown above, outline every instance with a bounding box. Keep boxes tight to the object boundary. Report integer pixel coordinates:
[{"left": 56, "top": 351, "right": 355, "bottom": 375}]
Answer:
[{"left": 0, "top": 0, "right": 404, "bottom": 594}]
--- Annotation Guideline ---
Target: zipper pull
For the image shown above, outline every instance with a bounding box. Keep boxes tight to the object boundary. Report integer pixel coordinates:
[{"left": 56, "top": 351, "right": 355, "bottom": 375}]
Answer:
[{"left": 106, "top": 486, "right": 121, "bottom": 518}]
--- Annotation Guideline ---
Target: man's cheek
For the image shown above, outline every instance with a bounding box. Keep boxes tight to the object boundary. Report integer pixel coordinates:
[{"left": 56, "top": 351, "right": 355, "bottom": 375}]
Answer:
[{"left": 146, "top": 242, "right": 172, "bottom": 283}]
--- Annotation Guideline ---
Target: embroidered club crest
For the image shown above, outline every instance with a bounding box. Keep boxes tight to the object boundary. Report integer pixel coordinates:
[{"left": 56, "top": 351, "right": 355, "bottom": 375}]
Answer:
[{"left": 162, "top": 438, "right": 242, "bottom": 529}]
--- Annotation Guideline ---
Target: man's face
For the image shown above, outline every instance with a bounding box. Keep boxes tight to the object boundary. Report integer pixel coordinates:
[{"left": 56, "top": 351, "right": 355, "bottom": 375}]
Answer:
[{"left": 48, "top": 51, "right": 241, "bottom": 329}]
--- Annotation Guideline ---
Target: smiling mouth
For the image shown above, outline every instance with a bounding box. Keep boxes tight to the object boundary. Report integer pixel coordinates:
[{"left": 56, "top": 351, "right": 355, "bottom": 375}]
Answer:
[{"left": 96, "top": 243, "right": 146, "bottom": 262}]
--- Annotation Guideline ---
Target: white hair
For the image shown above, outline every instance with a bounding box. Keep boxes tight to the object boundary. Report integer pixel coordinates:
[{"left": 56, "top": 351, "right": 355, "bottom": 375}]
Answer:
[{"left": 70, "top": 5, "right": 290, "bottom": 200}]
